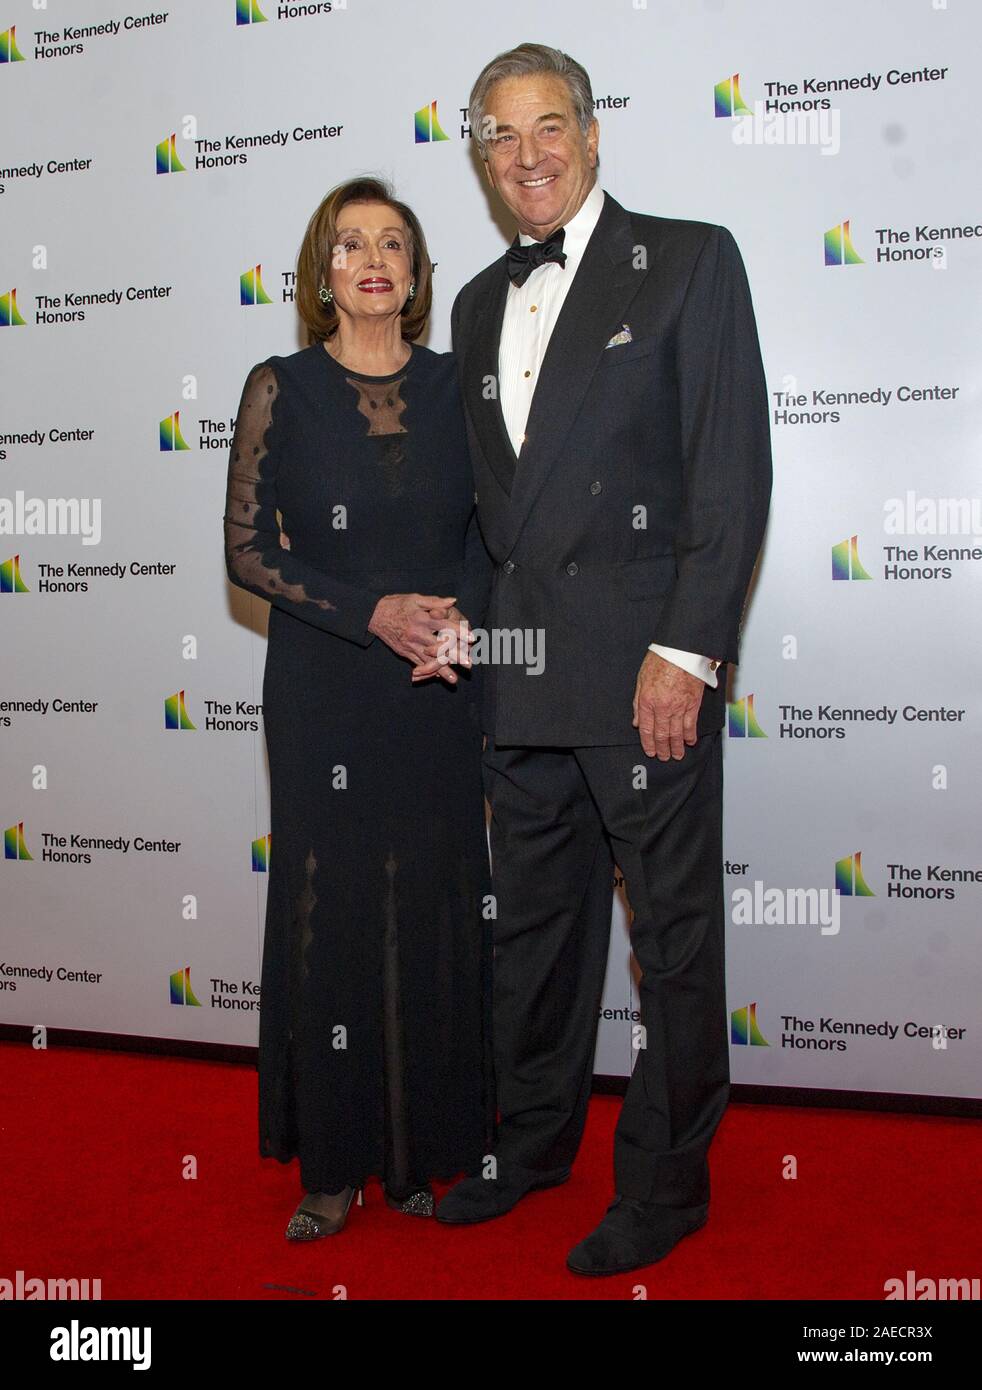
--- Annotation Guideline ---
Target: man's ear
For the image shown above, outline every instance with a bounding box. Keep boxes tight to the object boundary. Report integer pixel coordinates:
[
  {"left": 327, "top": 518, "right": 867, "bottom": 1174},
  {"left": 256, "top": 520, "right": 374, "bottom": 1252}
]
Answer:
[{"left": 587, "top": 117, "right": 600, "bottom": 168}]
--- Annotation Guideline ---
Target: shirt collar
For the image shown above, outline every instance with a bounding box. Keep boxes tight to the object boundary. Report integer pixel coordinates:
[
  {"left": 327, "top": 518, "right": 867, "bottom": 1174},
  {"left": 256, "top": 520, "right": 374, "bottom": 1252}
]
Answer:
[{"left": 517, "top": 179, "right": 605, "bottom": 252}]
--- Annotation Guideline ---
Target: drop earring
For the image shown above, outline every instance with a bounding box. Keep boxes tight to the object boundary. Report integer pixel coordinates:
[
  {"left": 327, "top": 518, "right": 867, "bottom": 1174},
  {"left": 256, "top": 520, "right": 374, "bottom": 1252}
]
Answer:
[
  {"left": 319, "top": 285, "right": 333, "bottom": 304},
  {"left": 408, "top": 282, "right": 416, "bottom": 300}
]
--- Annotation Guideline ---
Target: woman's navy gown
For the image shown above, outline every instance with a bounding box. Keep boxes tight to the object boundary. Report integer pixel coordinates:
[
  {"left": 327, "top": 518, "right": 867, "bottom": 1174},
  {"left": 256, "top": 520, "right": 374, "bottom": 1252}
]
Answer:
[{"left": 224, "top": 340, "right": 494, "bottom": 1195}]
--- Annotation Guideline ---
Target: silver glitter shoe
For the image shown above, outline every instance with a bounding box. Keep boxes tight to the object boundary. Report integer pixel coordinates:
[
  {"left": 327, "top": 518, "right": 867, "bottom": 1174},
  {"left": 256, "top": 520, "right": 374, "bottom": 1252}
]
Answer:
[
  {"left": 285, "top": 1186, "right": 363, "bottom": 1241},
  {"left": 382, "top": 1183, "right": 435, "bottom": 1217}
]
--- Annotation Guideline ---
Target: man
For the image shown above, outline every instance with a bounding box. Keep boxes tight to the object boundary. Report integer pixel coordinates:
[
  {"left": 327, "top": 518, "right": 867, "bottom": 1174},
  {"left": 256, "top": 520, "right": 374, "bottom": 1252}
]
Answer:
[{"left": 431, "top": 43, "right": 772, "bottom": 1275}]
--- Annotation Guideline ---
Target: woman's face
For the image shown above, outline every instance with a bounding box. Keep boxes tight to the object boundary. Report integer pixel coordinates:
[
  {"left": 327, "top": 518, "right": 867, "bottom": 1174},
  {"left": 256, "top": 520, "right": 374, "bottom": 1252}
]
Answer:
[{"left": 328, "top": 201, "right": 413, "bottom": 327}]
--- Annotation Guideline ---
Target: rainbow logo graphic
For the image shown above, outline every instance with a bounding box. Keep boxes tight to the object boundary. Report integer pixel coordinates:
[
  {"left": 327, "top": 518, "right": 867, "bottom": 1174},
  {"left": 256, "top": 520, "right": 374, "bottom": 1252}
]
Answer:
[
  {"left": 728, "top": 693, "right": 767, "bottom": 738},
  {"left": 164, "top": 690, "right": 196, "bottom": 730},
  {"left": 252, "top": 833, "right": 272, "bottom": 872},
  {"left": 415, "top": 100, "right": 449, "bottom": 143},
  {"left": 236, "top": 0, "right": 267, "bottom": 23},
  {"left": 714, "top": 73, "right": 751, "bottom": 118},
  {"left": 824, "top": 220, "right": 863, "bottom": 266},
  {"left": 1, "top": 289, "right": 27, "bottom": 327},
  {"left": 731, "top": 1002, "right": 769, "bottom": 1046},
  {"left": 240, "top": 265, "right": 272, "bottom": 306},
  {"left": 159, "top": 411, "right": 191, "bottom": 452},
  {"left": 155, "top": 133, "right": 185, "bottom": 175},
  {"left": 1, "top": 554, "right": 28, "bottom": 593},
  {"left": 4, "top": 822, "right": 32, "bottom": 860},
  {"left": 835, "top": 851, "right": 875, "bottom": 897},
  {"left": 0, "top": 26, "right": 25, "bottom": 62},
  {"left": 169, "top": 966, "right": 202, "bottom": 1006},
  {"left": 832, "top": 534, "right": 873, "bottom": 581}
]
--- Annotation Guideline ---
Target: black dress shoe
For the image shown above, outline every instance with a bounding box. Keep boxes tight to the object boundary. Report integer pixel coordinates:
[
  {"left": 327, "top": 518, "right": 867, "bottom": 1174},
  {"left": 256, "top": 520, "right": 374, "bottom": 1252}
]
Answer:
[
  {"left": 436, "top": 1162, "right": 572, "bottom": 1225},
  {"left": 566, "top": 1195, "right": 708, "bottom": 1275}
]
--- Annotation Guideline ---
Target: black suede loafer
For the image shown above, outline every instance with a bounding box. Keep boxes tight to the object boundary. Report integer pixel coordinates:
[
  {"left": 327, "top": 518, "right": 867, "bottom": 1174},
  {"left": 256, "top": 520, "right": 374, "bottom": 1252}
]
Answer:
[
  {"left": 566, "top": 1195, "right": 708, "bottom": 1275},
  {"left": 436, "top": 1162, "right": 572, "bottom": 1225}
]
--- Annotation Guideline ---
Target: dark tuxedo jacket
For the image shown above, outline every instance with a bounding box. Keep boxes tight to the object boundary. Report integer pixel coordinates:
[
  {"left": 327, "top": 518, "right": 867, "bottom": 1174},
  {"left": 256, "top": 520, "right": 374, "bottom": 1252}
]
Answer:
[{"left": 452, "top": 189, "right": 772, "bottom": 747}]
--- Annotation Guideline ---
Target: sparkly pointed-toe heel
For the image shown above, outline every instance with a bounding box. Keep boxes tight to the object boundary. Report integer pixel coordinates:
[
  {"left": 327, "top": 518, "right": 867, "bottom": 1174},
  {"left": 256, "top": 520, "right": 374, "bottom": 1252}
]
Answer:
[
  {"left": 382, "top": 1182, "right": 435, "bottom": 1217},
  {"left": 285, "top": 1185, "right": 364, "bottom": 1241}
]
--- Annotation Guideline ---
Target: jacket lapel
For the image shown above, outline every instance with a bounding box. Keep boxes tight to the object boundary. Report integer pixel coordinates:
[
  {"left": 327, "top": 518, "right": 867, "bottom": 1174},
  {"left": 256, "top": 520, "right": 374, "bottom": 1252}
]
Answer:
[
  {"left": 460, "top": 262, "right": 520, "bottom": 498},
  {"left": 460, "top": 191, "right": 650, "bottom": 548},
  {"left": 505, "top": 192, "right": 646, "bottom": 551}
]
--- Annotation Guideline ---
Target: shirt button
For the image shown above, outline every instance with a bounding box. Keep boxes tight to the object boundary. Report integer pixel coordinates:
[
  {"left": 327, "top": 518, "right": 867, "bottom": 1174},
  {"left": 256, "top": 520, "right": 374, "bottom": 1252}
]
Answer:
[
  {"left": 589, "top": 480, "right": 602, "bottom": 495},
  {"left": 523, "top": 369, "right": 531, "bottom": 378},
  {"left": 530, "top": 305, "right": 538, "bottom": 313},
  {"left": 502, "top": 561, "right": 516, "bottom": 575},
  {"left": 566, "top": 562, "right": 579, "bottom": 576}
]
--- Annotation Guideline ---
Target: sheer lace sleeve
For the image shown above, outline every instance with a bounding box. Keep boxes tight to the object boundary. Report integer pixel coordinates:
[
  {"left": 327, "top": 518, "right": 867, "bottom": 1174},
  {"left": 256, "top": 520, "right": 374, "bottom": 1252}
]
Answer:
[{"left": 223, "top": 360, "right": 382, "bottom": 646}]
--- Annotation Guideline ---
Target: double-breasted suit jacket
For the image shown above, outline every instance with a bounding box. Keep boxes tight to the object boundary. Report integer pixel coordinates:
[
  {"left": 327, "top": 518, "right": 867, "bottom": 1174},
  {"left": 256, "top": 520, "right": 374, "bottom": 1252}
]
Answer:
[{"left": 452, "top": 189, "right": 772, "bottom": 746}]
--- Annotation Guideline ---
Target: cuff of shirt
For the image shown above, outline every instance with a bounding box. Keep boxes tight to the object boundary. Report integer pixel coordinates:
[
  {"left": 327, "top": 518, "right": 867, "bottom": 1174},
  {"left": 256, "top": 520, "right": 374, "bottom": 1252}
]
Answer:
[{"left": 648, "top": 643, "right": 720, "bottom": 688}]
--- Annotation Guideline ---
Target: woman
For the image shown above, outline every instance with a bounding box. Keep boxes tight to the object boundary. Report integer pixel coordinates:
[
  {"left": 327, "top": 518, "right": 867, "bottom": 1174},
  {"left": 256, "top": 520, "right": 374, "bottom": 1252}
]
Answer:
[{"left": 223, "top": 177, "right": 494, "bottom": 1240}]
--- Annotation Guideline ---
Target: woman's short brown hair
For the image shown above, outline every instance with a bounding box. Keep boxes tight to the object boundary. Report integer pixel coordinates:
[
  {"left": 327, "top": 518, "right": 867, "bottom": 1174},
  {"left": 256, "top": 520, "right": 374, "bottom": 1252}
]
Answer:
[{"left": 296, "top": 176, "right": 432, "bottom": 343}]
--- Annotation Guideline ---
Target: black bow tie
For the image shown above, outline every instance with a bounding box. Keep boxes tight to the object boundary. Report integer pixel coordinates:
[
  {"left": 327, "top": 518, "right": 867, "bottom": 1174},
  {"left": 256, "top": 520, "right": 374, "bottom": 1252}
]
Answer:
[{"left": 505, "top": 228, "right": 567, "bottom": 287}]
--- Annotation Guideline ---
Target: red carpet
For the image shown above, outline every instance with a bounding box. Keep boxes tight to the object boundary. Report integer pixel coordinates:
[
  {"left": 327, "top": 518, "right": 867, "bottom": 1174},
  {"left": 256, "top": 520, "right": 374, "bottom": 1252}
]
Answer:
[{"left": 2, "top": 1040, "right": 978, "bottom": 1301}]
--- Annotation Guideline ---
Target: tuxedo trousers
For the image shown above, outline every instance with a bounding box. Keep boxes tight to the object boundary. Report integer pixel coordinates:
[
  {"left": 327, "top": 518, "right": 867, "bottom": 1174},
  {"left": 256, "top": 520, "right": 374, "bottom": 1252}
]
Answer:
[{"left": 482, "top": 729, "right": 729, "bottom": 1209}]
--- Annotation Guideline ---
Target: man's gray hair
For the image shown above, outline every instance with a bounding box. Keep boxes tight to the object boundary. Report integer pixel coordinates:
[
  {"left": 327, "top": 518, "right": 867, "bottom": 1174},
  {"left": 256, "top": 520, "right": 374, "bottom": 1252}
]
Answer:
[{"left": 469, "top": 42, "right": 595, "bottom": 160}]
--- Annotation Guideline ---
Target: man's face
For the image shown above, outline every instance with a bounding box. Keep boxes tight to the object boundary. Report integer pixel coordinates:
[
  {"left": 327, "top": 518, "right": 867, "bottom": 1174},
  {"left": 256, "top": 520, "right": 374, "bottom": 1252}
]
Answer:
[{"left": 479, "top": 73, "right": 599, "bottom": 238}]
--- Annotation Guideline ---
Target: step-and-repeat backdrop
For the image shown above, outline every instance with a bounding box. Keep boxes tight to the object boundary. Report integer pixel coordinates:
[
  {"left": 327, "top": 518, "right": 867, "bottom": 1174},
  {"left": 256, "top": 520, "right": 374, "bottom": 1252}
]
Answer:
[{"left": 2, "top": 0, "right": 979, "bottom": 1102}]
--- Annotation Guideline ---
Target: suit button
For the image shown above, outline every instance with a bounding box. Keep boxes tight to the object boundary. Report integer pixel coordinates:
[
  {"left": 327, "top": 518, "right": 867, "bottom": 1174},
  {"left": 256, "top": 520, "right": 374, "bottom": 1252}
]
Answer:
[
  {"left": 566, "top": 562, "right": 579, "bottom": 576},
  {"left": 589, "top": 481, "right": 602, "bottom": 495},
  {"left": 502, "top": 561, "right": 516, "bottom": 575}
]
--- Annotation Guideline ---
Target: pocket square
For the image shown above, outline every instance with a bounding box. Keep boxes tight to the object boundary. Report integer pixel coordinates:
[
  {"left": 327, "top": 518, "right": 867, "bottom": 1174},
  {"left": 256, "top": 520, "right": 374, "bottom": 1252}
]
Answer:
[{"left": 604, "top": 324, "right": 633, "bottom": 348}]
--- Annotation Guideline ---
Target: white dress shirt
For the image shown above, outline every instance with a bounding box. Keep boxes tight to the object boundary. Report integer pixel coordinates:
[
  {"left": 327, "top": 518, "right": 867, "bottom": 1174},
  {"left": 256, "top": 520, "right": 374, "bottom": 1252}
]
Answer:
[{"left": 497, "top": 179, "right": 718, "bottom": 687}]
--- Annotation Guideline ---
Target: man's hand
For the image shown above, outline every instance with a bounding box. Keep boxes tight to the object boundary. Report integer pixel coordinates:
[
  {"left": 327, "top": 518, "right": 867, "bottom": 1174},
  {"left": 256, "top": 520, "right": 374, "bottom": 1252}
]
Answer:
[
  {"left": 633, "top": 649, "right": 705, "bottom": 760},
  {"left": 411, "top": 605, "right": 476, "bottom": 685}
]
